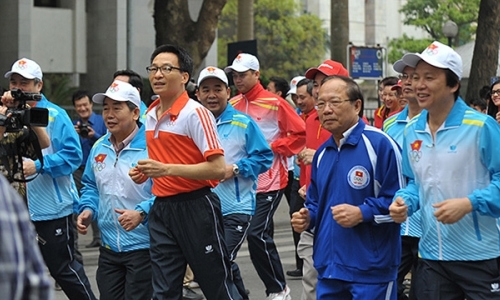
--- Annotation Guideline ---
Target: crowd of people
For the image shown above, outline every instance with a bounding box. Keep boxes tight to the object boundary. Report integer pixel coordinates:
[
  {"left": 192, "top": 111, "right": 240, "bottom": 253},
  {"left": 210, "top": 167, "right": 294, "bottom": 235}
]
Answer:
[{"left": 1, "top": 40, "right": 500, "bottom": 300}]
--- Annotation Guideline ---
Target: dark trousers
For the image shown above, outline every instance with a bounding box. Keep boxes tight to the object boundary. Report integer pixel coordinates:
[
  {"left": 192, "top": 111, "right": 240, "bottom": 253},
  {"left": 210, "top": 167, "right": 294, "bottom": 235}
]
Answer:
[
  {"left": 289, "top": 179, "right": 304, "bottom": 270},
  {"left": 247, "top": 189, "right": 287, "bottom": 295},
  {"left": 34, "top": 215, "right": 96, "bottom": 300},
  {"left": 224, "top": 213, "right": 252, "bottom": 300},
  {"left": 149, "top": 187, "right": 241, "bottom": 300},
  {"left": 418, "top": 258, "right": 500, "bottom": 300},
  {"left": 97, "top": 247, "right": 152, "bottom": 300},
  {"left": 397, "top": 236, "right": 420, "bottom": 300}
]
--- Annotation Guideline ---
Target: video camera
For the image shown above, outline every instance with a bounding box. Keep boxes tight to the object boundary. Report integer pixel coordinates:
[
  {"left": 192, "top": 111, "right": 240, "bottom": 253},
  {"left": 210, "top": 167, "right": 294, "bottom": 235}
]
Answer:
[{"left": 0, "top": 88, "right": 49, "bottom": 132}]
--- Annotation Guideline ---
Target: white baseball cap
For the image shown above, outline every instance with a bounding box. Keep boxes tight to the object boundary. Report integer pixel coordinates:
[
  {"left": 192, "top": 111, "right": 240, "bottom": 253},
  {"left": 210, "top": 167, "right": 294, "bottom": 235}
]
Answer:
[
  {"left": 92, "top": 80, "right": 141, "bottom": 108},
  {"left": 287, "top": 76, "right": 306, "bottom": 95},
  {"left": 4, "top": 58, "right": 43, "bottom": 80},
  {"left": 197, "top": 66, "right": 229, "bottom": 86},
  {"left": 224, "top": 53, "right": 260, "bottom": 73},
  {"left": 402, "top": 41, "right": 463, "bottom": 80}
]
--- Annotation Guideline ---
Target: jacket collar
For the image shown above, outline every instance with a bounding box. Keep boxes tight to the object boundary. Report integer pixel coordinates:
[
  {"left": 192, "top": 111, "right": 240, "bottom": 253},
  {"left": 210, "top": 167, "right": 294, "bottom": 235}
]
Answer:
[
  {"left": 243, "top": 82, "right": 265, "bottom": 100},
  {"left": 415, "top": 97, "right": 466, "bottom": 131},
  {"left": 324, "top": 119, "right": 365, "bottom": 149}
]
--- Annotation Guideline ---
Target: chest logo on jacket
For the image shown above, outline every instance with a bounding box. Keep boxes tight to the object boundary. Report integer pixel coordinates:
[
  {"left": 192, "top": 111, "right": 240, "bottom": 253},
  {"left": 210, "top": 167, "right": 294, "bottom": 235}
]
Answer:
[
  {"left": 347, "top": 166, "right": 370, "bottom": 189},
  {"left": 410, "top": 140, "right": 423, "bottom": 163},
  {"left": 93, "top": 153, "right": 107, "bottom": 172}
]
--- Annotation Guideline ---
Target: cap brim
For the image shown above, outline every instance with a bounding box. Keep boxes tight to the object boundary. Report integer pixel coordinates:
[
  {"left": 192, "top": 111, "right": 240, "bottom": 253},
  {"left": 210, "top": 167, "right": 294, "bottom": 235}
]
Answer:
[
  {"left": 197, "top": 75, "right": 228, "bottom": 87},
  {"left": 393, "top": 60, "right": 407, "bottom": 73},
  {"left": 304, "top": 68, "right": 320, "bottom": 80},
  {"left": 4, "top": 70, "right": 37, "bottom": 80},
  {"left": 224, "top": 64, "right": 250, "bottom": 73},
  {"left": 287, "top": 87, "right": 297, "bottom": 95},
  {"left": 92, "top": 93, "right": 129, "bottom": 104},
  {"left": 92, "top": 93, "right": 106, "bottom": 104}
]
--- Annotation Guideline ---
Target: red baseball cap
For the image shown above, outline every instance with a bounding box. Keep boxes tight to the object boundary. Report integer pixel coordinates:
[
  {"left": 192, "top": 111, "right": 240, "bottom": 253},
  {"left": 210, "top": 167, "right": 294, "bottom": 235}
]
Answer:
[
  {"left": 391, "top": 79, "right": 402, "bottom": 91},
  {"left": 305, "top": 60, "right": 349, "bottom": 79}
]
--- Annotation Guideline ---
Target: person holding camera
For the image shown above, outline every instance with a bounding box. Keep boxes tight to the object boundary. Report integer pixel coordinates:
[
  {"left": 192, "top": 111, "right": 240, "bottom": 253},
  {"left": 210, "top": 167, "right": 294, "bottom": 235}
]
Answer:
[
  {"left": 0, "top": 87, "right": 50, "bottom": 202},
  {"left": 72, "top": 90, "right": 106, "bottom": 248},
  {"left": 4, "top": 58, "right": 96, "bottom": 300}
]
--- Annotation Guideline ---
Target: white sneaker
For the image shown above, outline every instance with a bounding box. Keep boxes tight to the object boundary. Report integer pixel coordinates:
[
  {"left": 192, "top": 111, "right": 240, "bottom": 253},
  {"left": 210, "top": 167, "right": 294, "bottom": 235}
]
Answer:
[
  {"left": 266, "top": 285, "right": 291, "bottom": 300},
  {"left": 188, "top": 281, "right": 199, "bottom": 289}
]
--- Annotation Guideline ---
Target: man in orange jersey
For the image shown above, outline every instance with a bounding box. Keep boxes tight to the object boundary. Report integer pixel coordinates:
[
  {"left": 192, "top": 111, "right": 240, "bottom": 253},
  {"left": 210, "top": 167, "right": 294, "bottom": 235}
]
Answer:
[
  {"left": 226, "top": 53, "right": 306, "bottom": 300},
  {"left": 130, "top": 44, "right": 241, "bottom": 300}
]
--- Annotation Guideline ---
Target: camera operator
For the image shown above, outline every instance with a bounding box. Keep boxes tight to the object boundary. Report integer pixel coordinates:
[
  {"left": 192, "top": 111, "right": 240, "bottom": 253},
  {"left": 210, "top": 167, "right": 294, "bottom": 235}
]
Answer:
[
  {"left": 0, "top": 87, "right": 50, "bottom": 202},
  {"left": 71, "top": 90, "right": 106, "bottom": 249},
  {"left": 4, "top": 58, "right": 96, "bottom": 300}
]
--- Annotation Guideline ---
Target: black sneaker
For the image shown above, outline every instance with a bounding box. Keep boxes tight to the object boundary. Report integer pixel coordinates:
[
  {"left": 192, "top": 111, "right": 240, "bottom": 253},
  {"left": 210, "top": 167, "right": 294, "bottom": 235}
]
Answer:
[{"left": 286, "top": 268, "right": 303, "bottom": 277}]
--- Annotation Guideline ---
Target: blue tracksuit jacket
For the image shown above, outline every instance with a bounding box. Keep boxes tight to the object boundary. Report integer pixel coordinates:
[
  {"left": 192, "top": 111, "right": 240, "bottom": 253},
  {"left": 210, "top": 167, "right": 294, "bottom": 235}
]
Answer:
[
  {"left": 79, "top": 124, "right": 154, "bottom": 252},
  {"left": 213, "top": 103, "right": 273, "bottom": 216},
  {"left": 395, "top": 98, "right": 500, "bottom": 261},
  {"left": 307, "top": 120, "right": 403, "bottom": 283},
  {"left": 28, "top": 94, "right": 82, "bottom": 221}
]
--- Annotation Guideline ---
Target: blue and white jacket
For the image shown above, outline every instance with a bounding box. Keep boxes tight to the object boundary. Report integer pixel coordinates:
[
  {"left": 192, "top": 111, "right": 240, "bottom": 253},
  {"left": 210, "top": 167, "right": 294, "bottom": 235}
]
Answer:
[
  {"left": 213, "top": 103, "right": 273, "bottom": 216},
  {"left": 383, "top": 106, "right": 422, "bottom": 238},
  {"left": 79, "top": 124, "right": 154, "bottom": 252},
  {"left": 395, "top": 98, "right": 500, "bottom": 261},
  {"left": 306, "top": 120, "right": 403, "bottom": 283},
  {"left": 27, "top": 95, "right": 82, "bottom": 221}
]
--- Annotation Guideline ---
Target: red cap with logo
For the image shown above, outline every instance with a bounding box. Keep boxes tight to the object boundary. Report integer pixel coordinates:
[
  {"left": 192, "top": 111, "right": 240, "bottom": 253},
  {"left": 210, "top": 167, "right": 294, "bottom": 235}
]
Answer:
[{"left": 305, "top": 60, "right": 349, "bottom": 79}]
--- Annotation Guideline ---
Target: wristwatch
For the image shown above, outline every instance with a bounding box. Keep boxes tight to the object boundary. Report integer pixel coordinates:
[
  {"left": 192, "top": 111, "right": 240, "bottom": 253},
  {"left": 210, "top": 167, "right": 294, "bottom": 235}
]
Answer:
[
  {"left": 232, "top": 164, "right": 240, "bottom": 175},
  {"left": 139, "top": 210, "right": 147, "bottom": 220}
]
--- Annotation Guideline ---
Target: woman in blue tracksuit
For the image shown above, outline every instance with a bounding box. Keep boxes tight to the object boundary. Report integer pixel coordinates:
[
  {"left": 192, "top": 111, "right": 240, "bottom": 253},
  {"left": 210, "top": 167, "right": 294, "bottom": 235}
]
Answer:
[{"left": 77, "top": 80, "right": 154, "bottom": 300}]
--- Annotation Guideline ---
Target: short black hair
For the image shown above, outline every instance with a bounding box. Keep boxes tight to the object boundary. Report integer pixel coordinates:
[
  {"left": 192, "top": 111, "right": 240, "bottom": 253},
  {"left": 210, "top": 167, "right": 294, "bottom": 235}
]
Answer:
[
  {"left": 150, "top": 44, "right": 193, "bottom": 82},
  {"left": 269, "top": 77, "right": 290, "bottom": 96},
  {"left": 469, "top": 98, "right": 487, "bottom": 111},
  {"left": 71, "top": 90, "right": 91, "bottom": 106},
  {"left": 380, "top": 76, "right": 398, "bottom": 87},
  {"left": 296, "top": 78, "right": 313, "bottom": 96},
  {"left": 444, "top": 69, "right": 460, "bottom": 100},
  {"left": 479, "top": 85, "right": 491, "bottom": 100},
  {"left": 487, "top": 78, "right": 500, "bottom": 119},
  {"left": 113, "top": 69, "right": 144, "bottom": 92}
]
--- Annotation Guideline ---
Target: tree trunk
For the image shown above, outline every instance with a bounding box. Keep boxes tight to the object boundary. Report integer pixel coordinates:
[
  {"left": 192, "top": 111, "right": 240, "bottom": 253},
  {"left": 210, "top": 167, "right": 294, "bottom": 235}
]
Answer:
[
  {"left": 237, "top": 0, "right": 254, "bottom": 41},
  {"left": 154, "top": 0, "right": 227, "bottom": 71},
  {"left": 465, "top": 0, "right": 500, "bottom": 102},
  {"left": 331, "top": 0, "right": 349, "bottom": 66}
]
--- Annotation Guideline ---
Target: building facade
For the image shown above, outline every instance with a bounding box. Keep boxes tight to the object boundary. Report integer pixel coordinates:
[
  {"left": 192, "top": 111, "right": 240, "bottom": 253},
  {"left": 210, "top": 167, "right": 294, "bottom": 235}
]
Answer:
[{"left": 0, "top": 0, "right": 426, "bottom": 94}]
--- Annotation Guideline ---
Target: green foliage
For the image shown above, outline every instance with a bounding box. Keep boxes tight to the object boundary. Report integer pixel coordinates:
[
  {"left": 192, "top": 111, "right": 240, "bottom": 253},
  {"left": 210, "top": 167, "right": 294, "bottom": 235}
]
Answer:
[
  {"left": 388, "top": 34, "right": 434, "bottom": 63},
  {"left": 388, "top": 0, "right": 479, "bottom": 64},
  {"left": 41, "top": 74, "right": 78, "bottom": 106},
  {"left": 218, "top": 0, "right": 328, "bottom": 80}
]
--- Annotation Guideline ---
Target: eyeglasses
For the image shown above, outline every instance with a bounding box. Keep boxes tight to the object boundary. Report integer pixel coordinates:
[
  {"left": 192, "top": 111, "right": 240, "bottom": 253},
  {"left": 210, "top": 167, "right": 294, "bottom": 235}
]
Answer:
[
  {"left": 146, "top": 65, "right": 182, "bottom": 75},
  {"left": 316, "top": 99, "right": 353, "bottom": 110},
  {"left": 491, "top": 89, "right": 500, "bottom": 96},
  {"left": 398, "top": 73, "right": 411, "bottom": 80}
]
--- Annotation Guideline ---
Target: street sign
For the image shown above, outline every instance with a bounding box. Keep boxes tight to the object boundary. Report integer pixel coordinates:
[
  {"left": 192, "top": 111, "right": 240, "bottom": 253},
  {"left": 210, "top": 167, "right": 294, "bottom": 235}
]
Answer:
[{"left": 348, "top": 46, "right": 385, "bottom": 79}]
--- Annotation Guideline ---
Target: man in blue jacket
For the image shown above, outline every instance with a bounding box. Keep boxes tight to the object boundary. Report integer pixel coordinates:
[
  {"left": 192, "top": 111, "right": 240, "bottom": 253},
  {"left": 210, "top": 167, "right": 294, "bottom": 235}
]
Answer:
[
  {"left": 77, "top": 80, "right": 154, "bottom": 299},
  {"left": 390, "top": 41, "right": 500, "bottom": 299},
  {"left": 196, "top": 66, "right": 273, "bottom": 300},
  {"left": 292, "top": 75, "right": 403, "bottom": 299},
  {"left": 4, "top": 58, "right": 96, "bottom": 299}
]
